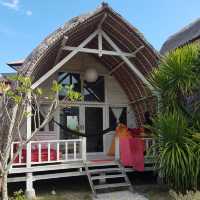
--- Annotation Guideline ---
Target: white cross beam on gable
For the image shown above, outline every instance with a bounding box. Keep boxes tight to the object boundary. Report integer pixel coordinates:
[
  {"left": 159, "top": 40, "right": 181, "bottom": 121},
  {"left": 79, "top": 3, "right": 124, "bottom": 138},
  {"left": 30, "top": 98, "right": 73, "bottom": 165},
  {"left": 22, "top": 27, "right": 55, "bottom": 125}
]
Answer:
[
  {"left": 31, "top": 27, "right": 155, "bottom": 95},
  {"left": 62, "top": 46, "right": 136, "bottom": 57},
  {"left": 31, "top": 29, "right": 99, "bottom": 89},
  {"left": 101, "top": 30, "right": 155, "bottom": 93}
]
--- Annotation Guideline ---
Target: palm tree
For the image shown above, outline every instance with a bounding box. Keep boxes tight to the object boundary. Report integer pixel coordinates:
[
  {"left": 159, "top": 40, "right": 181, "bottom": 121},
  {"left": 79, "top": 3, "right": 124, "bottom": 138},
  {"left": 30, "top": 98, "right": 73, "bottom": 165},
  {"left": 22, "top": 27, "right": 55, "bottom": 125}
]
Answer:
[
  {"left": 148, "top": 43, "right": 200, "bottom": 192},
  {"left": 149, "top": 43, "right": 200, "bottom": 116}
]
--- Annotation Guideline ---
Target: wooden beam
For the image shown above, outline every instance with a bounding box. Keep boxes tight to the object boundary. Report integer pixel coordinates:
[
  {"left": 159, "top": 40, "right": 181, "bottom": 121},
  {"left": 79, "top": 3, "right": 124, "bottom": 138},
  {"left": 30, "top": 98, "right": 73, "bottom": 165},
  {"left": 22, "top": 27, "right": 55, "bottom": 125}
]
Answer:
[
  {"left": 108, "top": 46, "right": 144, "bottom": 75},
  {"left": 54, "top": 36, "right": 68, "bottom": 65},
  {"left": 101, "top": 30, "right": 155, "bottom": 93},
  {"left": 129, "top": 95, "right": 153, "bottom": 105},
  {"left": 134, "top": 45, "right": 144, "bottom": 54},
  {"left": 109, "top": 61, "right": 124, "bottom": 75},
  {"left": 98, "top": 13, "right": 107, "bottom": 29},
  {"left": 98, "top": 31, "right": 103, "bottom": 57},
  {"left": 31, "top": 29, "right": 99, "bottom": 89},
  {"left": 62, "top": 46, "right": 136, "bottom": 58}
]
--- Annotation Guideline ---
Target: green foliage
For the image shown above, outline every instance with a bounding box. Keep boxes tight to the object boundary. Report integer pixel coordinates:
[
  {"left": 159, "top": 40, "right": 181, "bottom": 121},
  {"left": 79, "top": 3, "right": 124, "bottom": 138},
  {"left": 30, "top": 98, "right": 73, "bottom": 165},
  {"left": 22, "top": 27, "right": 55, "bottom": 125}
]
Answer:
[
  {"left": 10, "top": 190, "right": 26, "bottom": 200},
  {"left": 66, "top": 85, "right": 82, "bottom": 101},
  {"left": 148, "top": 43, "right": 200, "bottom": 193},
  {"left": 1, "top": 75, "right": 82, "bottom": 104},
  {"left": 149, "top": 44, "right": 200, "bottom": 113},
  {"left": 151, "top": 113, "right": 199, "bottom": 192},
  {"left": 170, "top": 190, "right": 200, "bottom": 200}
]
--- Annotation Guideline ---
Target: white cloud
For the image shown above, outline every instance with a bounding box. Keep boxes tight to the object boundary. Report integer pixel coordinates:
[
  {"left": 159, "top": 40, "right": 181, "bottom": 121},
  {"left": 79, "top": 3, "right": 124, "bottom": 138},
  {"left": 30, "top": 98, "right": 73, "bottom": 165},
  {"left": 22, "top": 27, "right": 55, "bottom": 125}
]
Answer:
[
  {"left": 0, "top": 0, "right": 19, "bottom": 10},
  {"left": 0, "top": 0, "right": 33, "bottom": 17},
  {"left": 26, "top": 10, "right": 32, "bottom": 16}
]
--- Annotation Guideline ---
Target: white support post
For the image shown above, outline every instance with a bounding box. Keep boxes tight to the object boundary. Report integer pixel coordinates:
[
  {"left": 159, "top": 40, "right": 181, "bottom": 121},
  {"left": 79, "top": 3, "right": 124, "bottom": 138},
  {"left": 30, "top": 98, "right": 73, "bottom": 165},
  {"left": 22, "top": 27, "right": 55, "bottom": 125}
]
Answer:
[
  {"left": 25, "top": 173, "right": 35, "bottom": 199},
  {"left": 82, "top": 137, "right": 87, "bottom": 161},
  {"left": 26, "top": 92, "right": 32, "bottom": 168},
  {"left": 101, "top": 30, "right": 155, "bottom": 93},
  {"left": 31, "top": 29, "right": 99, "bottom": 89},
  {"left": 48, "top": 143, "right": 51, "bottom": 162},
  {"left": 26, "top": 92, "right": 36, "bottom": 199},
  {"left": 115, "top": 136, "right": 120, "bottom": 161},
  {"left": 98, "top": 31, "right": 103, "bottom": 57}
]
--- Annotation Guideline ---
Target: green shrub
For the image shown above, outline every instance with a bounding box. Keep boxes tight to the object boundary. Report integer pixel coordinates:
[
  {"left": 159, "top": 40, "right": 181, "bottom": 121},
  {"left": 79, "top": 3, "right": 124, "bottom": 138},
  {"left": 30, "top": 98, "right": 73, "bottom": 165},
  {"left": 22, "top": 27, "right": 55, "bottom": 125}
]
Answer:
[
  {"left": 10, "top": 190, "right": 26, "bottom": 200},
  {"left": 148, "top": 43, "right": 200, "bottom": 193},
  {"left": 170, "top": 190, "right": 200, "bottom": 200},
  {"left": 150, "top": 112, "right": 199, "bottom": 192}
]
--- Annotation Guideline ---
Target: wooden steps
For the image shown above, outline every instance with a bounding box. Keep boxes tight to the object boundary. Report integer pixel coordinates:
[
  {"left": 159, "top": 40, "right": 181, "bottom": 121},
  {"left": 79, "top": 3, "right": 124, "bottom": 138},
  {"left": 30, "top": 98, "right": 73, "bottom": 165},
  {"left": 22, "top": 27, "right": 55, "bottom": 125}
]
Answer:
[
  {"left": 89, "top": 167, "right": 121, "bottom": 174},
  {"left": 85, "top": 161, "right": 133, "bottom": 197},
  {"left": 94, "top": 182, "right": 131, "bottom": 190},
  {"left": 91, "top": 174, "right": 125, "bottom": 180}
]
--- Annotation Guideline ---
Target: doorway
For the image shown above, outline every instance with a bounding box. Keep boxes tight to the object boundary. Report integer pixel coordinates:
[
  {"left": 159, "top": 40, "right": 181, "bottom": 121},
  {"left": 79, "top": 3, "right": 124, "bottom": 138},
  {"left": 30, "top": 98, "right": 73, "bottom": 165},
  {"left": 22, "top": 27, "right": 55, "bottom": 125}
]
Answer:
[
  {"left": 60, "top": 105, "right": 105, "bottom": 153},
  {"left": 85, "top": 107, "right": 103, "bottom": 153}
]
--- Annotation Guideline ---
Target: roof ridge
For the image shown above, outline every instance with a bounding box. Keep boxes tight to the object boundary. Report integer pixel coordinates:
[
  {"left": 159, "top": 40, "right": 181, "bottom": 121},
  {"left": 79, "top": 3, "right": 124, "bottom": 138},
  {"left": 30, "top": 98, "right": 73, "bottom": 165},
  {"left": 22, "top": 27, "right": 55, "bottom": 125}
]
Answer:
[{"left": 160, "top": 17, "right": 200, "bottom": 54}]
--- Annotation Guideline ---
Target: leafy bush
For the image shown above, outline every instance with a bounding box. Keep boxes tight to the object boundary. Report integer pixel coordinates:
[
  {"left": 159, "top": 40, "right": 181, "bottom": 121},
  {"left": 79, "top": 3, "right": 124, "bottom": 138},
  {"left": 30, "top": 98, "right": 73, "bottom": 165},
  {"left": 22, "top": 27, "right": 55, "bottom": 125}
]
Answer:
[
  {"left": 149, "top": 44, "right": 200, "bottom": 114},
  {"left": 170, "top": 190, "right": 200, "bottom": 200},
  {"left": 10, "top": 190, "right": 26, "bottom": 200},
  {"left": 148, "top": 43, "right": 200, "bottom": 193},
  {"left": 151, "top": 113, "right": 198, "bottom": 192}
]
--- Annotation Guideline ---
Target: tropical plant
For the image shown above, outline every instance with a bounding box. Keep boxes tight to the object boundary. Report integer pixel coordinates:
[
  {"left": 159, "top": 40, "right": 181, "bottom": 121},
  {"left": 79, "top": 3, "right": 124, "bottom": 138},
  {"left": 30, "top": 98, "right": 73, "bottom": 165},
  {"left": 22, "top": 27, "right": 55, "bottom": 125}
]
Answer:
[
  {"left": 150, "top": 112, "right": 199, "bottom": 192},
  {"left": 149, "top": 44, "right": 200, "bottom": 115},
  {"left": 169, "top": 190, "right": 200, "bottom": 200},
  {"left": 148, "top": 43, "right": 200, "bottom": 193},
  {"left": 10, "top": 190, "right": 27, "bottom": 200}
]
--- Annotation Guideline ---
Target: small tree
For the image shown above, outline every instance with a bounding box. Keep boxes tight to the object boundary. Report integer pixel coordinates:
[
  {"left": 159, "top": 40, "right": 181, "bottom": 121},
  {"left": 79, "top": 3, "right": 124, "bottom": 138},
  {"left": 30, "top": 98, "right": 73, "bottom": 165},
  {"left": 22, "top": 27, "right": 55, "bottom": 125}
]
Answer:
[
  {"left": 148, "top": 44, "right": 200, "bottom": 192},
  {"left": 0, "top": 75, "right": 81, "bottom": 200}
]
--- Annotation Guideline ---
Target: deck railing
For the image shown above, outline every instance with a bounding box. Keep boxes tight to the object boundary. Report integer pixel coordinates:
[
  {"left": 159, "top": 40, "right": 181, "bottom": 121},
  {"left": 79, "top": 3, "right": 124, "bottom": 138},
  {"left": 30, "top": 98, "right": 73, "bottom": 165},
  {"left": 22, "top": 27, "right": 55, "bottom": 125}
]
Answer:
[{"left": 11, "top": 138, "right": 86, "bottom": 167}]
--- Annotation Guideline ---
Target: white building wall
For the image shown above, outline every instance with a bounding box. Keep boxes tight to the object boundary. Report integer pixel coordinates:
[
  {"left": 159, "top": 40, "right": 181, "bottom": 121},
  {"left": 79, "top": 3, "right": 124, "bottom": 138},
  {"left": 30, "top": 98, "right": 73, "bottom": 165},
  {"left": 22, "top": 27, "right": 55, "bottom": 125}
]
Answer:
[{"left": 31, "top": 53, "right": 137, "bottom": 141}]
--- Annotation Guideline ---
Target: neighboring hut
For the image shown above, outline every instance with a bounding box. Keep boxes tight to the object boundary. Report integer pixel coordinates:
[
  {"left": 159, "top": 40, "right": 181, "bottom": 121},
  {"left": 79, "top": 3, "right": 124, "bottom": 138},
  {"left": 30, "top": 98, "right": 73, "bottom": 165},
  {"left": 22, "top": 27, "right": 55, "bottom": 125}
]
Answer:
[
  {"left": 6, "top": 3, "right": 159, "bottom": 197},
  {"left": 160, "top": 18, "right": 200, "bottom": 54}
]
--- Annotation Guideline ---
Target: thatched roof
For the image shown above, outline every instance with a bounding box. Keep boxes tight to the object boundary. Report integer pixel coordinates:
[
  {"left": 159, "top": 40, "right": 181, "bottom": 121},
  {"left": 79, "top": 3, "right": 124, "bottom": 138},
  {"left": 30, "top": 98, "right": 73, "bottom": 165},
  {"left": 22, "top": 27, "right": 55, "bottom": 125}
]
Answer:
[
  {"left": 160, "top": 18, "right": 200, "bottom": 54},
  {"left": 7, "top": 59, "right": 25, "bottom": 71},
  {"left": 9, "top": 3, "right": 159, "bottom": 125},
  {"left": 0, "top": 74, "right": 8, "bottom": 82}
]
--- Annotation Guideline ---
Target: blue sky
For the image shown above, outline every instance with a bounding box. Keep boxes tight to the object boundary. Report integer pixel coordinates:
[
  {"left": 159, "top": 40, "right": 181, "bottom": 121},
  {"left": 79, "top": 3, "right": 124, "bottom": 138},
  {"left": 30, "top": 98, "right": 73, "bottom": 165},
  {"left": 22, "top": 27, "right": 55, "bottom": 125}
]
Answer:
[{"left": 0, "top": 0, "right": 199, "bottom": 73}]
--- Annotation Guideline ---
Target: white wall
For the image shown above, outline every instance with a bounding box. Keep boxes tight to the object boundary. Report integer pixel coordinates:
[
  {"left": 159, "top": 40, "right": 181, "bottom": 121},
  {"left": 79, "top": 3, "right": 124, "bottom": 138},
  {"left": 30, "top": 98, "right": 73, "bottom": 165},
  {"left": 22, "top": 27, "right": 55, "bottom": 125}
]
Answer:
[{"left": 32, "top": 53, "right": 137, "bottom": 142}]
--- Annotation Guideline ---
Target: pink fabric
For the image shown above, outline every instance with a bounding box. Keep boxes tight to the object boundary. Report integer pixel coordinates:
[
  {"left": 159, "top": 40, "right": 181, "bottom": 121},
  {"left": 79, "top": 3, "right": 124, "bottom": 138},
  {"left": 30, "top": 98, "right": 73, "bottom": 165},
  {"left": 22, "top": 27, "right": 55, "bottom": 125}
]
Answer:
[{"left": 120, "top": 137, "right": 144, "bottom": 171}]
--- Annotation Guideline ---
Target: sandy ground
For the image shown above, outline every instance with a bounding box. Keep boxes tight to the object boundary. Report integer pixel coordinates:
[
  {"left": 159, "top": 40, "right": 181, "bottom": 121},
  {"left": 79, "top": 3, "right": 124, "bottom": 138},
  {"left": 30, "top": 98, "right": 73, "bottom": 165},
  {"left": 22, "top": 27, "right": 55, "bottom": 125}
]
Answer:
[{"left": 8, "top": 172, "right": 172, "bottom": 200}]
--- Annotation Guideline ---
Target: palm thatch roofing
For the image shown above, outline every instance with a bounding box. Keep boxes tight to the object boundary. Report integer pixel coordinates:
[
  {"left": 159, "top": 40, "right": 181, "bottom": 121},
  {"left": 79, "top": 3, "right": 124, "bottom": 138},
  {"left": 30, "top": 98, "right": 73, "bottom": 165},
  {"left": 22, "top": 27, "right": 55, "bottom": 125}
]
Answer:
[
  {"left": 160, "top": 18, "right": 200, "bottom": 54},
  {"left": 7, "top": 59, "right": 25, "bottom": 71},
  {"left": 10, "top": 3, "right": 159, "bottom": 126}
]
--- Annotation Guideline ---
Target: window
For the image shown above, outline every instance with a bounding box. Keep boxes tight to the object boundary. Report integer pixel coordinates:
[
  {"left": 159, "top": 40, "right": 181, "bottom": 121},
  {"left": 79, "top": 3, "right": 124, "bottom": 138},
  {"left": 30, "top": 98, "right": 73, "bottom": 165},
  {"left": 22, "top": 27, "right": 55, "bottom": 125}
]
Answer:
[
  {"left": 109, "top": 107, "right": 127, "bottom": 130},
  {"left": 58, "top": 72, "right": 81, "bottom": 99},
  {"left": 84, "top": 76, "right": 105, "bottom": 102},
  {"left": 60, "top": 107, "right": 79, "bottom": 139},
  {"left": 58, "top": 72, "right": 105, "bottom": 102}
]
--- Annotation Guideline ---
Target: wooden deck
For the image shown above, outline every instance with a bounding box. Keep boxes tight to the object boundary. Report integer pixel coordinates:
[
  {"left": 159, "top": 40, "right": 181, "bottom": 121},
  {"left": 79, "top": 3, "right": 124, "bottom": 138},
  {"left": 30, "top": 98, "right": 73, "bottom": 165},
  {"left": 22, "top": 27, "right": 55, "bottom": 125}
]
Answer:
[
  {"left": 8, "top": 138, "right": 154, "bottom": 183},
  {"left": 8, "top": 153, "right": 154, "bottom": 183}
]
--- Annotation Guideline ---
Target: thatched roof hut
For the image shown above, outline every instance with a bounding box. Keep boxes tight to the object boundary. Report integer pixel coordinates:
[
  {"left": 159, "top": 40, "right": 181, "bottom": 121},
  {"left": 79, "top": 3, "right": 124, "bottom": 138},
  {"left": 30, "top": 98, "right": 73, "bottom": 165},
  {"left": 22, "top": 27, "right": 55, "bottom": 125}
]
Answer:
[
  {"left": 160, "top": 18, "right": 200, "bottom": 54},
  {"left": 7, "top": 3, "right": 159, "bottom": 125}
]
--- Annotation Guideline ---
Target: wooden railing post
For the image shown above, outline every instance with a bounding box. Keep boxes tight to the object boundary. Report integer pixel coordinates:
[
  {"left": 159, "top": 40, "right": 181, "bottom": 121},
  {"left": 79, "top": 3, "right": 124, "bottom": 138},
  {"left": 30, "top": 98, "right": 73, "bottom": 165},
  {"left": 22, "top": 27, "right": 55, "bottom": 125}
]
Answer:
[
  {"left": 82, "top": 137, "right": 87, "bottom": 161},
  {"left": 25, "top": 92, "right": 36, "bottom": 199},
  {"left": 115, "top": 136, "right": 120, "bottom": 160},
  {"left": 26, "top": 92, "right": 32, "bottom": 168}
]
